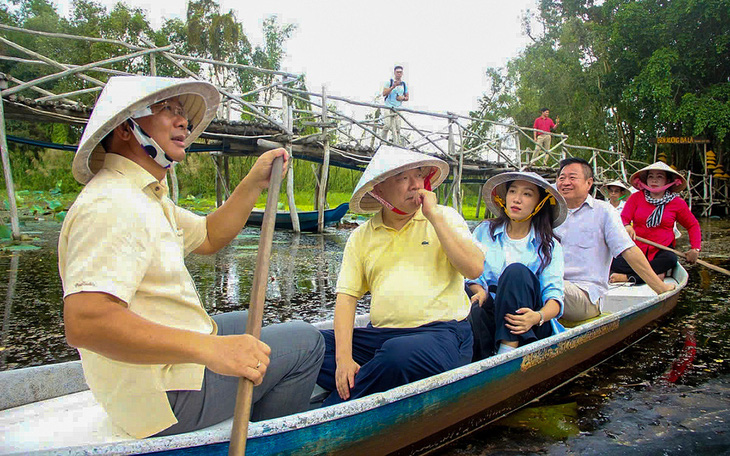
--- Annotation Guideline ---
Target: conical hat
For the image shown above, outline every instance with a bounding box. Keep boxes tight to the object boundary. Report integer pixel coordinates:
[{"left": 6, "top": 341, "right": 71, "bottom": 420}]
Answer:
[
  {"left": 73, "top": 76, "right": 220, "bottom": 184},
  {"left": 599, "top": 180, "right": 630, "bottom": 198},
  {"left": 349, "top": 146, "right": 449, "bottom": 214},
  {"left": 483, "top": 171, "right": 568, "bottom": 227},
  {"left": 602, "top": 180, "right": 629, "bottom": 192},
  {"left": 629, "top": 161, "right": 687, "bottom": 192}
]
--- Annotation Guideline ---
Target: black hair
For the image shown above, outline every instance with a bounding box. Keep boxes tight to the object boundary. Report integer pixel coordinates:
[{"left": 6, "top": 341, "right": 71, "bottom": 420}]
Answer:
[
  {"left": 557, "top": 157, "right": 593, "bottom": 179},
  {"left": 100, "top": 130, "right": 114, "bottom": 152},
  {"left": 540, "top": 107, "right": 550, "bottom": 113},
  {"left": 488, "top": 181, "right": 560, "bottom": 275},
  {"left": 394, "top": 65, "right": 403, "bottom": 71}
]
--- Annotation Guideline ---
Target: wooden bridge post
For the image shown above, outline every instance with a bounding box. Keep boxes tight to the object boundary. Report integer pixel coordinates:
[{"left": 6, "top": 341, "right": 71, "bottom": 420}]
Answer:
[
  {"left": 475, "top": 183, "right": 482, "bottom": 219},
  {"left": 317, "top": 85, "right": 331, "bottom": 233},
  {"left": 0, "top": 77, "right": 20, "bottom": 240},
  {"left": 448, "top": 115, "right": 463, "bottom": 214},
  {"left": 215, "top": 155, "right": 223, "bottom": 208},
  {"left": 687, "top": 170, "right": 693, "bottom": 212},
  {"left": 282, "top": 92, "right": 300, "bottom": 232}
]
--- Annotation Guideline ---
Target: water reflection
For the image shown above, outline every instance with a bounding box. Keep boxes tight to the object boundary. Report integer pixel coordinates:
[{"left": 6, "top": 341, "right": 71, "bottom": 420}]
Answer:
[{"left": 1, "top": 254, "right": 18, "bottom": 368}]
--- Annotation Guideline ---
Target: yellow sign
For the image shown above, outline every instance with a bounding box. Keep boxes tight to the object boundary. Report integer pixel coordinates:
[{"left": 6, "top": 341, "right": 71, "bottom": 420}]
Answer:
[{"left": 654, "top": 137, "right": 710, "bottom": 144}]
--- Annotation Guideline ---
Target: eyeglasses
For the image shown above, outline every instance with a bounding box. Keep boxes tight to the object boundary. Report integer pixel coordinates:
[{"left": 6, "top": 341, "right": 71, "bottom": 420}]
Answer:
[{"left": 150, "top": 101, "right": 192, "bottom": 128}]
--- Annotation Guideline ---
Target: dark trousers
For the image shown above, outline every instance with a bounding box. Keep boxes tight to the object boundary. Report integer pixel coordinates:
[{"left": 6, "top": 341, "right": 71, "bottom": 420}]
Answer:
[
  {"left": 316, "top": 319, "right": 473, "bottom": 407},
  {"left": 611, "top": 249, "right": 677, "bottom": 284},
  {"left": 467, "top": 263, "right": 553, "bottom": 361},
  {"left": 154, "top": 312, "right": 324, "bottom": 436}
]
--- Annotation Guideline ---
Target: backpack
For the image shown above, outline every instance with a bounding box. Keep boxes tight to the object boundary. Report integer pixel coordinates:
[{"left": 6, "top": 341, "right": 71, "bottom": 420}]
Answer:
[{"left": 384, "top": 79, "right": 407, "bottom": 100}]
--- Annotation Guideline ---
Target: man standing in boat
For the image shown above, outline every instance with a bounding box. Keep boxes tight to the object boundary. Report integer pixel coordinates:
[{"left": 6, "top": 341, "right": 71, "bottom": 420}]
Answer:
[
  {"left": 381, "top": 65, "right": 409, "bottom": 145},
  {"left": 555, "top": 157, "right": 675, "bottom": 321},
  {"left": 316, "top": 145, "right": 484, "bottom": 405},
  {"left": 59, "top": 76, "right": 324, "bottom": 438}
]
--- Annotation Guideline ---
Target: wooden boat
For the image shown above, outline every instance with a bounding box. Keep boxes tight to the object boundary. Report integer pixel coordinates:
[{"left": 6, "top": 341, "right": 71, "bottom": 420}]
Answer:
[
  {"left": 245, "top": 202, "right": 350, "bottom": 231},
  {"left": 0, "top": 265, "right": 687, "bottom": 455}
]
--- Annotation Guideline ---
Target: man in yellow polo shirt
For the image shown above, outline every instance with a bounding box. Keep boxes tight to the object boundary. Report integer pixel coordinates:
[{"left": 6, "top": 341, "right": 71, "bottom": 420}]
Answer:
[
  {"left": 316, "top": 146, "right": 484, "bottom": 406},
  {"left": 59, "top": 76, "right": 324, "bottom": 438}
]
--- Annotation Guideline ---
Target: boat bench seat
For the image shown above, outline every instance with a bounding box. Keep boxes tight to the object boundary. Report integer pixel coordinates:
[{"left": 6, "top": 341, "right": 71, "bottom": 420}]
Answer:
[{"left": 559, "top": 312, "right": 612, "bottom": 329}]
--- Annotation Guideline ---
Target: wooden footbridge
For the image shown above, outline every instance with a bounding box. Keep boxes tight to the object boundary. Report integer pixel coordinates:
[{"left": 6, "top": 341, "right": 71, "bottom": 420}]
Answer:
[{"left": 0, "top": 24, "right": 726, "bottom": 238}]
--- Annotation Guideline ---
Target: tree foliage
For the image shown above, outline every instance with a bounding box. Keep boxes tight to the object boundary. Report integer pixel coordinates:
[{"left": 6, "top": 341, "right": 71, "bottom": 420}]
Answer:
[
  {"left": 472, "top": 0, "right": 730, "bottom": 169},
  {"left": 0, "top": 0, "right": 296, "bottom": 191}
]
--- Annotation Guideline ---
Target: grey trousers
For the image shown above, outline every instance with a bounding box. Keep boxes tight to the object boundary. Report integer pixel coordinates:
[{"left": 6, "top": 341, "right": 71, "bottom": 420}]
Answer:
[{"left": 155, "top": 311, "right": 325, "bottom": 436}]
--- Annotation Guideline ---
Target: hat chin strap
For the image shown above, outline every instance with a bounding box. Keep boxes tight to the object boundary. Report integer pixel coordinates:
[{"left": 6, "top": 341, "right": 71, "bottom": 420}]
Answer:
[
  {"left": 633, "top": 178, "right": 681, "bottom": 193},
  {"left": 127, "top": 119, "right": 176, "bottom": 169},
  {"left": 367, "top": 169, "right": 436, "bottom": 215},
  {"left": 494, "top": 192, "right": 554, "bottom": 223}
]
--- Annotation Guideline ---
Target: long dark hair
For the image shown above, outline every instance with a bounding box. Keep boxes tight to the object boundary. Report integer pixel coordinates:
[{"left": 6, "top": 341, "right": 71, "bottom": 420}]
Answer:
[{"left": 488, "top": 181, "right": 561, "bottom": 275}]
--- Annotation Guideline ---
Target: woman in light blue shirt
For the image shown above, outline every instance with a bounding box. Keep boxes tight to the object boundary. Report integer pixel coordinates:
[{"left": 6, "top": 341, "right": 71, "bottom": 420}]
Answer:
[{"left": 467, "top": 171, "right": 568, "bottom": 360}]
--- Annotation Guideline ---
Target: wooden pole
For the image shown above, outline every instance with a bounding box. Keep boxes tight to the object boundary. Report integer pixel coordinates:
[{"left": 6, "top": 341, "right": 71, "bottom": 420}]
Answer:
[
  {"left": 215, "top": 155, "right": 223, "bottom": 208},
  {"left": 317, "top": 85, "right": 331, "bottom": 233},
  {"left": 228, "top": 156, "right": 285, "bottom": 456},
  {"left": 0, "top": 89, "right": 20, "bottom": 240},
  {"left": 635, "top": 236, "right": 730, "bottom": 277},
  {"left": 475, "top": 183, "right": 482, "bottom": 219},
  {"left": 282, "top": 93, "right": 300, "bottom": 232}
]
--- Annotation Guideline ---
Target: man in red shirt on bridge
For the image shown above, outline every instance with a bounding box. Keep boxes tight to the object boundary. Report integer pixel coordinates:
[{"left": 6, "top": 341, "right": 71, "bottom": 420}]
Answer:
[{"left": 532, "top": 108, "right": 559, "bottom": 165}]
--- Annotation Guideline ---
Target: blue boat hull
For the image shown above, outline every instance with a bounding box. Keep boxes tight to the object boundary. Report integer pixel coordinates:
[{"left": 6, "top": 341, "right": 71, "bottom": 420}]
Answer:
[{"left": 150, "top": 280, "right": 683, "bottom": 455}]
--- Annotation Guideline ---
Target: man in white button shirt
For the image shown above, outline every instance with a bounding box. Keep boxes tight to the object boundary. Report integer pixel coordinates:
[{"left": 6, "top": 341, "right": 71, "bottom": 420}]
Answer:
[{"left": 554, "top": 158, "right": 675, "bottom": 321}]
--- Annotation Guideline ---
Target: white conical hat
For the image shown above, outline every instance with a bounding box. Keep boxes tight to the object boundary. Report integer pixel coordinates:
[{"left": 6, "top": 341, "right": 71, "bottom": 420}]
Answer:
[
  {"left": 483, "top": 171, "right": 568, "bottom": 227},
  {"left": 602, "top": 180, "right": 629, "bottom": 192},
  {"left": 349, "top": 146, "right": 449, "bottom": 214},
  {"left": 73, "top": 76, "right": 220, "bottom": 184},
  {"left": 629, "top": 161, "right": 687, "bottom": 192}
]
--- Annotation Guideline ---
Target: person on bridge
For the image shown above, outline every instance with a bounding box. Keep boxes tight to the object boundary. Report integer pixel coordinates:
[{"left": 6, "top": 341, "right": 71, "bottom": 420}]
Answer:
[
  {"left": 554, "top": 157, "right": 675, "bottom": 321},
  {"left": 466, "top": 171, "right": 567, "bottom": 360},
  {"left": 610, "top": 162, "right": 702, "bottom": 284},
  {"left": 316, "top": 145, "right": 483, "bottom": 406},
  {"left": 532, "top": 108, "right": 559, "bottom": 165},
  {"left": 381, "top": 65, "right": 409, "bottom": 145},
  {"left": 59, "top": 75, "right": 324, "bottom": 439}
]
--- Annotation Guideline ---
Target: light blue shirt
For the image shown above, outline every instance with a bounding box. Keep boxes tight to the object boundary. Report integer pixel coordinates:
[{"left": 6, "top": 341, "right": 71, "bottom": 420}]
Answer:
[
  {"left": 555, "top": 194, "right": 635, "bottom": 306},
  {"left": 384, "top": 80, "right": 406, "bottom": 108},
  {"left": 468, "top": 222, "right": 565, "bottom": 319}
]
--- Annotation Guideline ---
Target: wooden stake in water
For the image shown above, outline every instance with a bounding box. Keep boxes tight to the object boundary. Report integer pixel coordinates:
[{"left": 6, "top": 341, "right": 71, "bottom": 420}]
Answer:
[{"left": 229, "top": 156, "right": 284, "bottom": 456}]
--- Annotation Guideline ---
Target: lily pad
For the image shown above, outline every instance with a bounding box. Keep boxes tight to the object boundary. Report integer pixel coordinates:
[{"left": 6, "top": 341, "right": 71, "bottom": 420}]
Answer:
[
  {"left": 0, "top": 225, "right": 12, "bottom": 240},
  {"left": 2, "top": 244, "right": 41, "bottom": 251},
  {"left": 233, "top": 245, "right": 260, "bottom": 250},
  {"left": 498, "top": 402, "right": 580, "bottom": 439}
]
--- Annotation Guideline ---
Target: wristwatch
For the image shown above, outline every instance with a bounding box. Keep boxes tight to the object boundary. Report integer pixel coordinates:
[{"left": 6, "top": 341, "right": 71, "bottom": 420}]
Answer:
[{"left": 537, "top": 310, "right": 545, "bottom": 326}]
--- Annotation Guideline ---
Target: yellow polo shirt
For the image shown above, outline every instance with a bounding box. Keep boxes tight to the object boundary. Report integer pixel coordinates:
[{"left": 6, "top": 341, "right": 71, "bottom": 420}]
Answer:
[
  {"left": 58, "top": 153, "right": 215, "bottom": 438},
  {"left": 336, "top": 205, "right": 471, "bottom": 328}
]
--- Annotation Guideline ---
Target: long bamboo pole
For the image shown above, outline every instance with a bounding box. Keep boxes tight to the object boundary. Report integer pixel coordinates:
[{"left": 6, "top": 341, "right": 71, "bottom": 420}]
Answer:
[
  {"left": 635, "top": 236, "right": 730, "bottom": 277},
  {"left": 0, "top": 92, "right": 20, "bottom": 240},
  {"left": 1, "top": 45, "right": 174, "bottom": 97},
  {"left": 228, "top": 156, "right": 285, "bottom": 456},
  {"left": 281, "top": 94, "right": 300, "bottom": 233},
  {"left": 317, "top": 85, "right": 330, "bottom": 232}
]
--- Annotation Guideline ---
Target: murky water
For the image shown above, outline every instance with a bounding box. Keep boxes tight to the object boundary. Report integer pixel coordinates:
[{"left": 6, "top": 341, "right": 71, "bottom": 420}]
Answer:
[{"left": 1, "top": 217, "right": 729, "bottom": 454}]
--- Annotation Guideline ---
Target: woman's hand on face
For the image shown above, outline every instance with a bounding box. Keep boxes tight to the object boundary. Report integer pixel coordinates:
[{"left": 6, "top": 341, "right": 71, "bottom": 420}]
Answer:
[
  {"left": 625, "top": 224, "right": 636, "bottom": 241},
  {"left": 504, "top": 308, "right": 540, "bottom": 335}
]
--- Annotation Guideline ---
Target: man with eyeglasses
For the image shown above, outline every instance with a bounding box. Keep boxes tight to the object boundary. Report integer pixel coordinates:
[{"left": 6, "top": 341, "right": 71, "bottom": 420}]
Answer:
[
  {"left": 554, "top": 157, "right": 675, "bottom": 321},
  {"left": 59, "top": 76, "right": 324, "bottom": 439}
]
